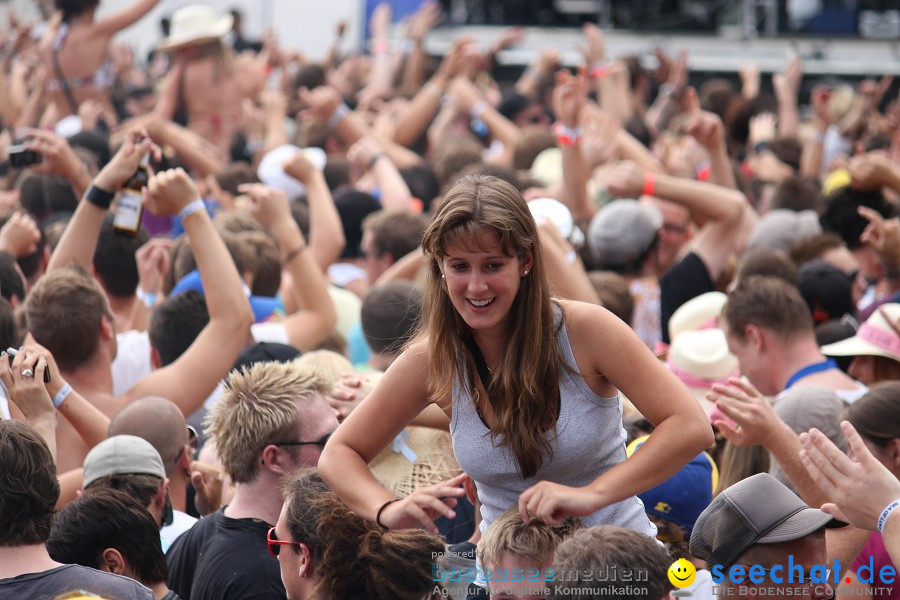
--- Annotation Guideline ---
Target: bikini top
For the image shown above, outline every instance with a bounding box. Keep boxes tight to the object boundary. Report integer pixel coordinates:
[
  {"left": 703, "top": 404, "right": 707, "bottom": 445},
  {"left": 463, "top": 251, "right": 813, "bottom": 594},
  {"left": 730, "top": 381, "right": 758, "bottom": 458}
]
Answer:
[{"left": 46, "top": 24, "right": 116, "bottom": 111}]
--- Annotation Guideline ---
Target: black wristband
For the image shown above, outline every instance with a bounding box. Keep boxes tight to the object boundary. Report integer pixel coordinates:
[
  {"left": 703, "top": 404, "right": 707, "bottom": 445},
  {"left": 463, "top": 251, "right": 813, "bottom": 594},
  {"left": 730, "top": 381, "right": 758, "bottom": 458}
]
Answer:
[
  {"left": 375, "top": 498, "right": 400, "bottom": 528},
  {"left": 367, "top": 153, "right": 386, "bottom": 171},
  {"left": 84, "top": 184, "right": 115, "bottom": 210}
]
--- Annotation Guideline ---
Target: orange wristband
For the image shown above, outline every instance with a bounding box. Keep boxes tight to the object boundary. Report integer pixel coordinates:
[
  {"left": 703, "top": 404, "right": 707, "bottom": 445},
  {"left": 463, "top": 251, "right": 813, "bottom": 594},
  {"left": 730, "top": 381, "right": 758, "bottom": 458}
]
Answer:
[
  {"left": 590, "top": 65, "right": 611, "bottom": 79},
  {"left": 642, "top": 172, "right": 655, "bottom": 197}
]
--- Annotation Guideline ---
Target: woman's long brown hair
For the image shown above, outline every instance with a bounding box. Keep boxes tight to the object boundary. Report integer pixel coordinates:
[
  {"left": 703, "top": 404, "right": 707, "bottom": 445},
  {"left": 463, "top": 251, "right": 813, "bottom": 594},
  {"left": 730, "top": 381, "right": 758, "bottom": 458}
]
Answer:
[{"left": 419, "top": 175, "right": 566, "bottom": 479}]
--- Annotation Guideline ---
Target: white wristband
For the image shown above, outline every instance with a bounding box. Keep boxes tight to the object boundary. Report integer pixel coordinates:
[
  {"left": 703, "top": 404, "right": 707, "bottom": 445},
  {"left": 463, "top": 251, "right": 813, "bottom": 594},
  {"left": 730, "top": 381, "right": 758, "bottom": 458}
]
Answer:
[
  {"left": 136, "top": 287, "right": 158, "bottom": 308},
  {"left": 328, "top": 103, "right": 350, "bottom": 128},
  {"left": 878, "top": 499, "right": 900, "bottom": 534},
  {"left": 53, "top": 382, "right": 72, "bottom": 410},
  {"left": 470, "top": 101, "right": 489, "bottom": 121},
  {"left": 178, "top": 199, "right": 206, "bottom": 222}
]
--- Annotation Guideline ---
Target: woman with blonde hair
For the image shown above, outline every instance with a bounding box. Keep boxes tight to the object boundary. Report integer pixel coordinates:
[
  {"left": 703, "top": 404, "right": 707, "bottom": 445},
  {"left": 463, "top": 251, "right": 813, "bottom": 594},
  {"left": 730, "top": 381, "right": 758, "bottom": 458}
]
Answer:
[
  {"left": 319, "top": 175, "right": 713, "bottom": 543},
  {"left": 155, "top": 4, "right": 266, "bottom": 160}
]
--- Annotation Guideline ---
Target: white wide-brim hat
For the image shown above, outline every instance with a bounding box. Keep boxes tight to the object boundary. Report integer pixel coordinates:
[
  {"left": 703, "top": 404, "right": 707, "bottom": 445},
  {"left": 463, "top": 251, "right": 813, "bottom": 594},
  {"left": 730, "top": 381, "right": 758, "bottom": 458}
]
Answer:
[
  {"left": 668, "top": 291, "right": 728, "bottom": 342},
  {"left": 158, "top": 5, "right": 233, "bottom": 51},
  {"left": 821, "top": 303, "right": 900, "bottom": 363},
  {"left": 667, "top": 328, "right": 739, "bottom": 415}
]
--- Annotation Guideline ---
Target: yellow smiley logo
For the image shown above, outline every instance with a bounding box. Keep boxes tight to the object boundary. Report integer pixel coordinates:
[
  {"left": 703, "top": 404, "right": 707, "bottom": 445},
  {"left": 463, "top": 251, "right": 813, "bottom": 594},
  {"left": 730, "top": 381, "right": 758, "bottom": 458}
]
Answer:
[{"left": 668, "top": 558, "right": 697, "bottom": 588}]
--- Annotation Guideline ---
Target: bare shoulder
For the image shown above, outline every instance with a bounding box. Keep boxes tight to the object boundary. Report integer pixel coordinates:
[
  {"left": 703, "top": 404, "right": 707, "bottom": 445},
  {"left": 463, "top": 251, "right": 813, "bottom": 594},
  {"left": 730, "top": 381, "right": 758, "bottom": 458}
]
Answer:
[
  {"left": 557, "top": 298, "right": 620, "bottom": 334},
  {"left": 557, "top": 298, "right": 642, "bottom": 377}
]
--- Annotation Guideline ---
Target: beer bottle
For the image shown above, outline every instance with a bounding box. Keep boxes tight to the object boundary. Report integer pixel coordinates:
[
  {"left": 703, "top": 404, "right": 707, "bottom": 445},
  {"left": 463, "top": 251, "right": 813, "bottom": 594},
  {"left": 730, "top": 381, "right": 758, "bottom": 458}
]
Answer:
[{"left": 114, "top": 154, "right": 150, "bottom": 236}]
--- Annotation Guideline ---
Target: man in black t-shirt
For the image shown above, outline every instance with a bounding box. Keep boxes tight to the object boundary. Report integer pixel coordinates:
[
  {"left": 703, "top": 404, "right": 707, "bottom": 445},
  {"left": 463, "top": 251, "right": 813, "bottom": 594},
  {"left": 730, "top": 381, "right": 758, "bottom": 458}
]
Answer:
[
  {"left": 166, "top": 362, "right": 339, "bottom": 600},
  {"left": 0, "top": 421, "right": 153, "bottom": 600}
]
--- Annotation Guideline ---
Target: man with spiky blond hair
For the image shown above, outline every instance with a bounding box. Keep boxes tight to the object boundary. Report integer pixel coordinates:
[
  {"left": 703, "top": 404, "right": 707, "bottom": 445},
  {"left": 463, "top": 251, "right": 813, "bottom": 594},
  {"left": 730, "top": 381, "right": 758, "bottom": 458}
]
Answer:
[{"left": 166, "top": 362, "right": 338, "bottom": 600}]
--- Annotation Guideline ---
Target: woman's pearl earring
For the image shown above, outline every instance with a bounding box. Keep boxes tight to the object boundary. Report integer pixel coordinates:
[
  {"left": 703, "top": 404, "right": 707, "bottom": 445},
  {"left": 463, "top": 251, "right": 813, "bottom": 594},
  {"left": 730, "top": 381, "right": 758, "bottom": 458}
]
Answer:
[
  {"left": 522, "top": 270, "right": 529, "bottom": 277},
  {"left": 441, "top": 273, "right": 445, "bottom": 279}
]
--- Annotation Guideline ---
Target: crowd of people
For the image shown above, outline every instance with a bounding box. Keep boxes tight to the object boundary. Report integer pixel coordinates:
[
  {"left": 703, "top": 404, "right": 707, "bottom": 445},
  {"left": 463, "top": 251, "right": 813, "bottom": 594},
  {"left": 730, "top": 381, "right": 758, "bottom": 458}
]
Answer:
[{"left": 0, "top": 0, "right": 899, "bottom": 599}]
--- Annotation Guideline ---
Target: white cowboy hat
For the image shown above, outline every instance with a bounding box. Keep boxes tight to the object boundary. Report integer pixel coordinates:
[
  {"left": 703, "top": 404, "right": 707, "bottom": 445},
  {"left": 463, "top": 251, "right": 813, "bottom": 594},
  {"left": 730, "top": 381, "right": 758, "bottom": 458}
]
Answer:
[{"left": 158, "top": 5, "right": 233, "bottom": 51}]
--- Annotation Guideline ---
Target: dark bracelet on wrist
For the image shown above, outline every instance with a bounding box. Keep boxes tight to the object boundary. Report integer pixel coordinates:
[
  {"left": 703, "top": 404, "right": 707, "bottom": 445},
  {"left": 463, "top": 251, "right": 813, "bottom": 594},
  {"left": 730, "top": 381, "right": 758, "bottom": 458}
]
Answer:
[
  {"left": 375, "top": 498, "right": 400, "bottom": 528},
  {"left": 84, "top": 184, "right": 115, "bottom": 210}
]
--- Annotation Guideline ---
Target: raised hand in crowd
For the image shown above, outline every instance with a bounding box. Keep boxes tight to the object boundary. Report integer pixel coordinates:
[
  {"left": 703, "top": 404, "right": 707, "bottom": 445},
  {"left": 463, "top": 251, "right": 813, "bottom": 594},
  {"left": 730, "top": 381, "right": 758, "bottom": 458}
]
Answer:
[
  {"left": 580, "top": 23, "right": 606, "bottom": 68},
  {"left": 143, "top": 167, "right": 199, "bottom": 216},
  {"left": 48, "top": 128, "right": 161, "bottom": 272},
  {"left": 0, "top": 211, "right": 40, "bottom": 258},
  {"left": 859, "top": 206, "right": 900, "bottom": 267},
  {"left": 748, "top": 111, "right": 777, "bottom": 149},
  {"left": 240, "top": 181, "right": 337, "bottom": 351},
  {"left": 94, "top": 128, "right": 161, "bottom": 194},
  {"left": 241, "top": 182, "right": 293, "bottom": 231},
  {"left": 580, "top": 104, "right": 621, "bottom": 169},
  {"left": 298, "top": 84, "right": 344, "bottom": 123},
  {"left": 685, "top": 91, "right": 726, "bottom": 151},
  {"left": 552, "top": 67, "right": 591, "bottom": 219},
  {"left": 347, "top": 134, "right": 413, "bottom": 211},
  {"left": 407, "top": 0, "right": 443, "bottom": 44},
  {"left": 552, "top": 67, "right": 587, "bottom": 130},
  {"left": 3, "top": 340, "right": 111, "bottom": 462},
  {"left": 848, "top": 152, "right": 900, "bottom": 191},
  {"left": 739, "top": 61, "right": 760, "bottom": 100},
  {"left": 684, "top": 86, "right": 736, "bottom": 188},
  {"left": 707, "top": 376, "right": 784, "bottom": 447},
  {"left": 77, "top": 99, "right": 105, "bottom": 132},
  {"left": 0, "top": 347, "right": 55, "bottom": 459},
  {"left": 800, "top": 422, "right": 900, "bottom": 532},
  {"left": 773, "top": 55, "right": 803, "bottom": 137},
  {"left": 22, "top": 129, "right": 92, "bottom": 196},
  {"left": 605, "top": 160, "right": 649, "bottom": 198},
  {"left": 647, "top": 48, "right": 688, "bottom": 135}
]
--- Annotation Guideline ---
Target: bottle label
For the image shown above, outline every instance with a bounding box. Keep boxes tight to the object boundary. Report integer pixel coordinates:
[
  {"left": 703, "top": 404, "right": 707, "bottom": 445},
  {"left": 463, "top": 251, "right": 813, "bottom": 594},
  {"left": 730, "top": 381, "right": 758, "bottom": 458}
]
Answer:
[{"left": 114, "top": 191, "right": 143, "bottom": 232}]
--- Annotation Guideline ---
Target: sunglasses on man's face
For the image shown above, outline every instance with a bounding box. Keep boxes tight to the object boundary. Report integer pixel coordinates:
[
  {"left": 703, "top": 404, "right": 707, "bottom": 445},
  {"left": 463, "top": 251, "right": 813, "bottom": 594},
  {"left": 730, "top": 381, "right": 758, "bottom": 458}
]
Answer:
[
  {"left": 174, "top": 425, "right": 199, "bottom": 465},
  {"left": 267, "top": 526, "right": 304, "bottom": 557},
  {"left": 271, "top": 433, "right": 333, "bottom": 449}
]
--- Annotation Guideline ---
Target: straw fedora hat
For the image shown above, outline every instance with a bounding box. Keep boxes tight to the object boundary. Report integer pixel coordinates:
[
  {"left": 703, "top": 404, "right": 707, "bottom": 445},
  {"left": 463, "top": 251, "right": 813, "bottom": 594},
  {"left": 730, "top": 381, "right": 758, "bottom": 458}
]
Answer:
[
  {"left": 370, "top": 426, "right": 461, "bottom": 498},
  {"left": 821, "top": 303, "right": 900, "bottom": 363},
  {"left": 667, "top": 328, "right": 739, "bottom": 415},
  {"left": 158, "top": 5, "right": 233, "bottom": 51}
]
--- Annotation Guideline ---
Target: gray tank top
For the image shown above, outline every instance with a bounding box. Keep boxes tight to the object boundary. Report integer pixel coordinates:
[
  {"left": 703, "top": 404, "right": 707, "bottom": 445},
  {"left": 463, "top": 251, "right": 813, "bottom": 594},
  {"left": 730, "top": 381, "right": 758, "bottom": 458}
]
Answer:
[{"left": 450, "top": 304, "right": 655, "bottom": 537}]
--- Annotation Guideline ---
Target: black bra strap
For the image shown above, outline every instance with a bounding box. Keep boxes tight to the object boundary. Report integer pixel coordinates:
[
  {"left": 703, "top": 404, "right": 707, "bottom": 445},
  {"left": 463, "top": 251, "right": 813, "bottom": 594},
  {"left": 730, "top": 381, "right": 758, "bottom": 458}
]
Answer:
[
  {"left": 51, "top": 49, "right": 80, "bottom": 115},
  {"left": 464, "top": 335, "right": 492, "bottom": 392}
]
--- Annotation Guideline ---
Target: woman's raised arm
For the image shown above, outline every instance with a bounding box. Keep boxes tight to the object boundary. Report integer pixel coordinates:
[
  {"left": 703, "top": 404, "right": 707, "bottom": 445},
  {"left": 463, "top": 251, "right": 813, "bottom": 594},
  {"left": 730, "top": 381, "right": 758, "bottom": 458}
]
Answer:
[{"left": 318, "top": 341, "right": 464, "bottom": 533}]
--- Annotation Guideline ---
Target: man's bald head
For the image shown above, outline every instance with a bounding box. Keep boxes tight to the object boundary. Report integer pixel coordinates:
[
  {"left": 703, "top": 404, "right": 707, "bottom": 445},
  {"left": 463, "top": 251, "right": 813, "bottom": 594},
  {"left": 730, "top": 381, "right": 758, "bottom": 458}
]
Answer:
[{"left": 109, "top": 397, "right": 187, "bottom": 478}]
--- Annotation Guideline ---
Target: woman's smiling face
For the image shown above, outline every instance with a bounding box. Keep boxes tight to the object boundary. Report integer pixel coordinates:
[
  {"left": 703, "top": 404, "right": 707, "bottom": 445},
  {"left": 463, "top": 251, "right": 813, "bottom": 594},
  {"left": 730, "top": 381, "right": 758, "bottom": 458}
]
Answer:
[{"left": 440, "top": 229, "right": 531, "bottom": 337}]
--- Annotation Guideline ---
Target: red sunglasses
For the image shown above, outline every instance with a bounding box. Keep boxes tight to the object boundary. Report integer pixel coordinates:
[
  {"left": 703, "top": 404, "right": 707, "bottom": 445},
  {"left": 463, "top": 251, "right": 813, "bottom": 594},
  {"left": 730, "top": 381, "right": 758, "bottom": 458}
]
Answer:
[{"left": 267, "top": 526, "right": 303, "bottom": 557}]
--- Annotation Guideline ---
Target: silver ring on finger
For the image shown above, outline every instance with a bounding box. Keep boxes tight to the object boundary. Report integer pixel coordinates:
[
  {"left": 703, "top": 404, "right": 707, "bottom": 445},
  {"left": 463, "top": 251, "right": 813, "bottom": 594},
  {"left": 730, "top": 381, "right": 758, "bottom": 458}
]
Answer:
[{"left": 21, "top": 368, "right": 34, "bottom": 378}]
